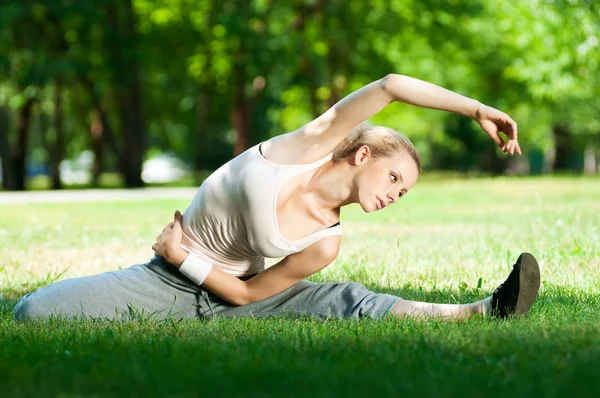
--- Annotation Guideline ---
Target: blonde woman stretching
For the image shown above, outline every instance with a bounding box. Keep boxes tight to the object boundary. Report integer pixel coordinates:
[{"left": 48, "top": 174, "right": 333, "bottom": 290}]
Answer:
[{"left": 14, "top": 74, "right": 540, "bottom": 322}]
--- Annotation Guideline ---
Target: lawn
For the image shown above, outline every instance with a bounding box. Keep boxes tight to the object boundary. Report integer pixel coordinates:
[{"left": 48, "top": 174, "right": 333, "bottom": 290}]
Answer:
[{"left": 1, "top": 177, "right": 599, "bottom": 397}]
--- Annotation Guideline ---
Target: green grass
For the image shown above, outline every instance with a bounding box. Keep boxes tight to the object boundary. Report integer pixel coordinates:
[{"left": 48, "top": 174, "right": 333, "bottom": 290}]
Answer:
[{"left": 1, "top": 177, "right": 599, "bottom": 397}]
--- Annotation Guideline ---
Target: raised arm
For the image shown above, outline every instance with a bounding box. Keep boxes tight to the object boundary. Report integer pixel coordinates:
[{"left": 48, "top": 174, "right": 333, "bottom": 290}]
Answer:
[{"left": 271, "top": 74, "right": 520, "bottom": 161}]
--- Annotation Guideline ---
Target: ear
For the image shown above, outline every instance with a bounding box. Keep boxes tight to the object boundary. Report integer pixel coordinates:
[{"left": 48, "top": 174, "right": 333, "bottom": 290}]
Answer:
[{"left": 353, "top": 145, "right": 370, "bottom": 165}]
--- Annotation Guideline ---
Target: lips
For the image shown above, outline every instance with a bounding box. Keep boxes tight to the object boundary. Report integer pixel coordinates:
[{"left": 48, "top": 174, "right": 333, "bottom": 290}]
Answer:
[{"left": 376, "top": 197, "right": 385, "bottom": 210}]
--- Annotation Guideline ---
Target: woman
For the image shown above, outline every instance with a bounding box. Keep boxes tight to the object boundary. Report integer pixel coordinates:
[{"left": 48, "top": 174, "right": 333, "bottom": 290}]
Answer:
[{"left": 14, "top": 74, "right": 540, "bottom": 322}]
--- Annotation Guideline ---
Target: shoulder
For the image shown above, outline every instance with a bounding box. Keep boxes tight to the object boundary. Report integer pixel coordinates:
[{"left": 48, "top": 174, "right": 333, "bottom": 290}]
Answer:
[{"left": 259, "top": 130, "right": 339, "bottom": 165}]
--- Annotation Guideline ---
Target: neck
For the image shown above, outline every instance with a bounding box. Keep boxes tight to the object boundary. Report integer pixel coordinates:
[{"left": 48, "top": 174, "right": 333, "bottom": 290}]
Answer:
[{"left": 308, "top": 159, "right": 357, "bottom": 212}]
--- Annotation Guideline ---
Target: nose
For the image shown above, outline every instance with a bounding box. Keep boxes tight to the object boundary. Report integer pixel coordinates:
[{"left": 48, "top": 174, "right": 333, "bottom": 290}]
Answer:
[{"left": 387, "top": 192, "right": 398, "bottom": 204}]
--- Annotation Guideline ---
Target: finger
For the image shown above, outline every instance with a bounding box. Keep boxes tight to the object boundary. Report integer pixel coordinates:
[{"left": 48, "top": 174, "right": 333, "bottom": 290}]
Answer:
[
  {"left": 499, "top": 137, "right": 508, "bottom": 151},
  {"left": 508, "top": 118, "right": 518, "bottom": 140},
  {"left": 507, "top": 140, "right": 514, "bottom": 155},
  {"left": 174, "top": 210, "right": 183, "bottom": 224},
  {"left": 515, "top": 141, "right": 522, "bottom": 155},
  {"left": 488, "top": 128, "right": 505, "bottom": 149},
  {"left": 500, "top": 120, "right": 510, "bottom": 140}
]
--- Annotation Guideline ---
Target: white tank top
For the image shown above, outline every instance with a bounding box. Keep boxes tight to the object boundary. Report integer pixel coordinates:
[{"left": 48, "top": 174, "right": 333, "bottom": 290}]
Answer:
[{"left": 180, "top": 142, "right": 342, "bottom": 277}]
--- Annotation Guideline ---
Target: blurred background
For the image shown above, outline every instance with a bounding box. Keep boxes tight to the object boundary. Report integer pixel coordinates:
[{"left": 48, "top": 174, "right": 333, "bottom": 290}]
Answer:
[{"left": 0, "top": 0, "right": 598, "bottom": 191}]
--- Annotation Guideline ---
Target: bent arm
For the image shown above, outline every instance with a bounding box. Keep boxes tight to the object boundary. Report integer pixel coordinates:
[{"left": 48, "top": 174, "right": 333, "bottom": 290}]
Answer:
[
  {"left": 294, "top": 74, "right": 481, "bottom": 152},
  {"left": 181, "top": 236, "right": 341, "bottom": 306}
]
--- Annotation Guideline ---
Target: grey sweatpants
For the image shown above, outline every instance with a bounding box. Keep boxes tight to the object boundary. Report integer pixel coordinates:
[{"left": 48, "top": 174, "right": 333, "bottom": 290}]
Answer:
[{"left": 13, "top": 255, "right": 401, "bottom": 322}]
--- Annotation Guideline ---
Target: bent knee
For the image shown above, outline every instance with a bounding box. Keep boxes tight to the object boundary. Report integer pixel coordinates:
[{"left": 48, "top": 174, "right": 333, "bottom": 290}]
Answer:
[{"left": 339, "top": 282, "right": 396, "bottom": 319}]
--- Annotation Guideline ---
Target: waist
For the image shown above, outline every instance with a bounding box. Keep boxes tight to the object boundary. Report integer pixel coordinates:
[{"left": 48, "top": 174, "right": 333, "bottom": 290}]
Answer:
[
  {"left": 146, "top": 255, "right": 257, "bottom": 287},
  {"left": 181, "top": 231, "right": 265, "bottom": 277}
]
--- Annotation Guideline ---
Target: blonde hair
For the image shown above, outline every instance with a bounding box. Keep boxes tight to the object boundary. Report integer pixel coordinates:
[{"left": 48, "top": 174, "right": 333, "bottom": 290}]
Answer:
[{"left": 332, "top": 122, "right": 422, "bottom": 173}]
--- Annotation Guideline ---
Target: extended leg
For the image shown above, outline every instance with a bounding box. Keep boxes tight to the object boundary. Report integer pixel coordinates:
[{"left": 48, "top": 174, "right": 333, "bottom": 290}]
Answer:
[
  {"left": 390, "top": 297, "right": 491, "bottom": 320},
  {"left": 208, "top": 280, "right": 402, "bottom": 320},
  {"left": 391, "top": 252, "right": 541, "bottom": 320},
  {"left": 13, "top": 257, "right": 202, "bottom": 322}
]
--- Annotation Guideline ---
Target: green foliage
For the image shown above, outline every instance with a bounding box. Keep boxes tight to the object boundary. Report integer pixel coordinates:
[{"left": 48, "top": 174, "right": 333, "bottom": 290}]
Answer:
[{"left": 1, "top": 0, "right": 598, "bottom": 183}]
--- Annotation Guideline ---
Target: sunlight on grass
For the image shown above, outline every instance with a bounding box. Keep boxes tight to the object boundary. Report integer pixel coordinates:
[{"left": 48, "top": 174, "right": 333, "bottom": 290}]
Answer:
[
  {"left": 2, "top": 177, "right": 598, "bottom": 297},
  {"left": 1, "top": 177, "right": 599, "bottom": 397}
]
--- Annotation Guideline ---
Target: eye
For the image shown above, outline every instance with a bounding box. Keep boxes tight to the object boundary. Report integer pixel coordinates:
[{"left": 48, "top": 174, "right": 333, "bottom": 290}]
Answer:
[{"left": 390, "top": 173, "right": 397, "bottom": 183}]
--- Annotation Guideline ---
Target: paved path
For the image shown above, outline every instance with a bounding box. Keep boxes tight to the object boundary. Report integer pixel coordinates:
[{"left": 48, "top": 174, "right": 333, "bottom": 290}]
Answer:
[{"left": 0, "top": 187, "right": 198, "bottom": 204}]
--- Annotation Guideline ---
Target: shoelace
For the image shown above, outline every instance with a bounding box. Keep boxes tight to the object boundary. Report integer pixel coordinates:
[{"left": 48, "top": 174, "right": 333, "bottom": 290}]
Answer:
[{"left": 494, "top": 263, "right": 519, "bottom": 297}]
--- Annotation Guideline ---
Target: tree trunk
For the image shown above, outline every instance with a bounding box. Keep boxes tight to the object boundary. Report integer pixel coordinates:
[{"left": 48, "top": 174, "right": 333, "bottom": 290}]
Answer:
[
  {"left": 118, "top": 89, "right": 144, "bottom": 187},
  {"left": 195, "top": 0, "right": 214, "bottom": 171},
  {"left": 39, "top": 112, "right": 51, "bottom": 186},
  {"left": 0, "top": 106, "right": 13, "bottom": 190},
  {"left": 231, "top": 63, "right": 251, "bottom": 156},
  {"left": 90, "top": 111, "right": 104, "bottom": 187},
  {"left": 83, "top": 78, "right": 121, "bottom": 160},
  {"left": 11, "top": 98, "right": 35, "bottom": 191},
  {"left": 49, "top": 81, "right": 64, "bottom": 189},
  {"left": 105, "top": 0, "right": 145, "bottom": 187},
  {"left": 72, "top": 84, "right": 105, "bottom": 188},
  {"left": 553, "top": 123, "right": 580, "bottom": 172},
  {"left": 326, "top": 36, "right": 347, "bottom": 109},
  {"left": 196, "top": 90, "right": 209, "bottom": 169}
]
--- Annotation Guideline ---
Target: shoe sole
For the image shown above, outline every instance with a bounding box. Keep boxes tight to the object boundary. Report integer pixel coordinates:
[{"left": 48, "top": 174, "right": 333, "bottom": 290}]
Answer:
[{"left": 515, "top": 252, "right": 541, "bottom": 315}]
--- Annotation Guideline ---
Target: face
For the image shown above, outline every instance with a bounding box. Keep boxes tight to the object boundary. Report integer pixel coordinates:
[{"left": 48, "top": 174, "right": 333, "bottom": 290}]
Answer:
[{"left": 352, "top": 146, "right": 419, "bottom": 213}]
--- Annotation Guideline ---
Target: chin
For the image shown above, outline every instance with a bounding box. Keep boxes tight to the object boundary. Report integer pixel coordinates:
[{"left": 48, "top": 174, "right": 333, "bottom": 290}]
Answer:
[
  {"left": 357, "top": 192, "right": 376, "bottom": 213},
  {"left": 359, "top": 202, "right": 376, "bottom": 213}
]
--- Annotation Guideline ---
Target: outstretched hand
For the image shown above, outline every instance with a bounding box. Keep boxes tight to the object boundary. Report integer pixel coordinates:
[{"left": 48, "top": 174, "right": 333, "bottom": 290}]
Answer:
[
  {"left": 474, "top": 104, "right": 521, "bottom": 155},
  {"left": 152, "top": 210, "right": 188, "bottom": 267}
]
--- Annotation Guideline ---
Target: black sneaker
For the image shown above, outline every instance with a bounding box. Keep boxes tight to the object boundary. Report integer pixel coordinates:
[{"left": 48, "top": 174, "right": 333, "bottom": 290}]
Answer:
[{"left": 491, "top": 252, "right": 541, "bottom": 318}]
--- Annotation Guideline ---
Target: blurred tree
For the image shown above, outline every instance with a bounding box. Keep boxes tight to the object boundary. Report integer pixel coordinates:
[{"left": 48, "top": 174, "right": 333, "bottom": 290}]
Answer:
[
  {"left": 1, "top": 0, "right": 148, "bottom": 188},
  {"left": 503, "top": 0, "right": 600, "bottom": 172},
  {"left": 0, "top": 106, "right": 10, "bottom": 186},
  {"left": 1, "top": 0, "right": 597, "bottom": 191}
]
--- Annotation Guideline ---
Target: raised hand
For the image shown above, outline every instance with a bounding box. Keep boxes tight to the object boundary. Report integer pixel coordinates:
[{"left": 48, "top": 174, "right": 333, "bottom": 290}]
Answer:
[{"left": 473, "top": 104, "right": 521, "bottom": 155}]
